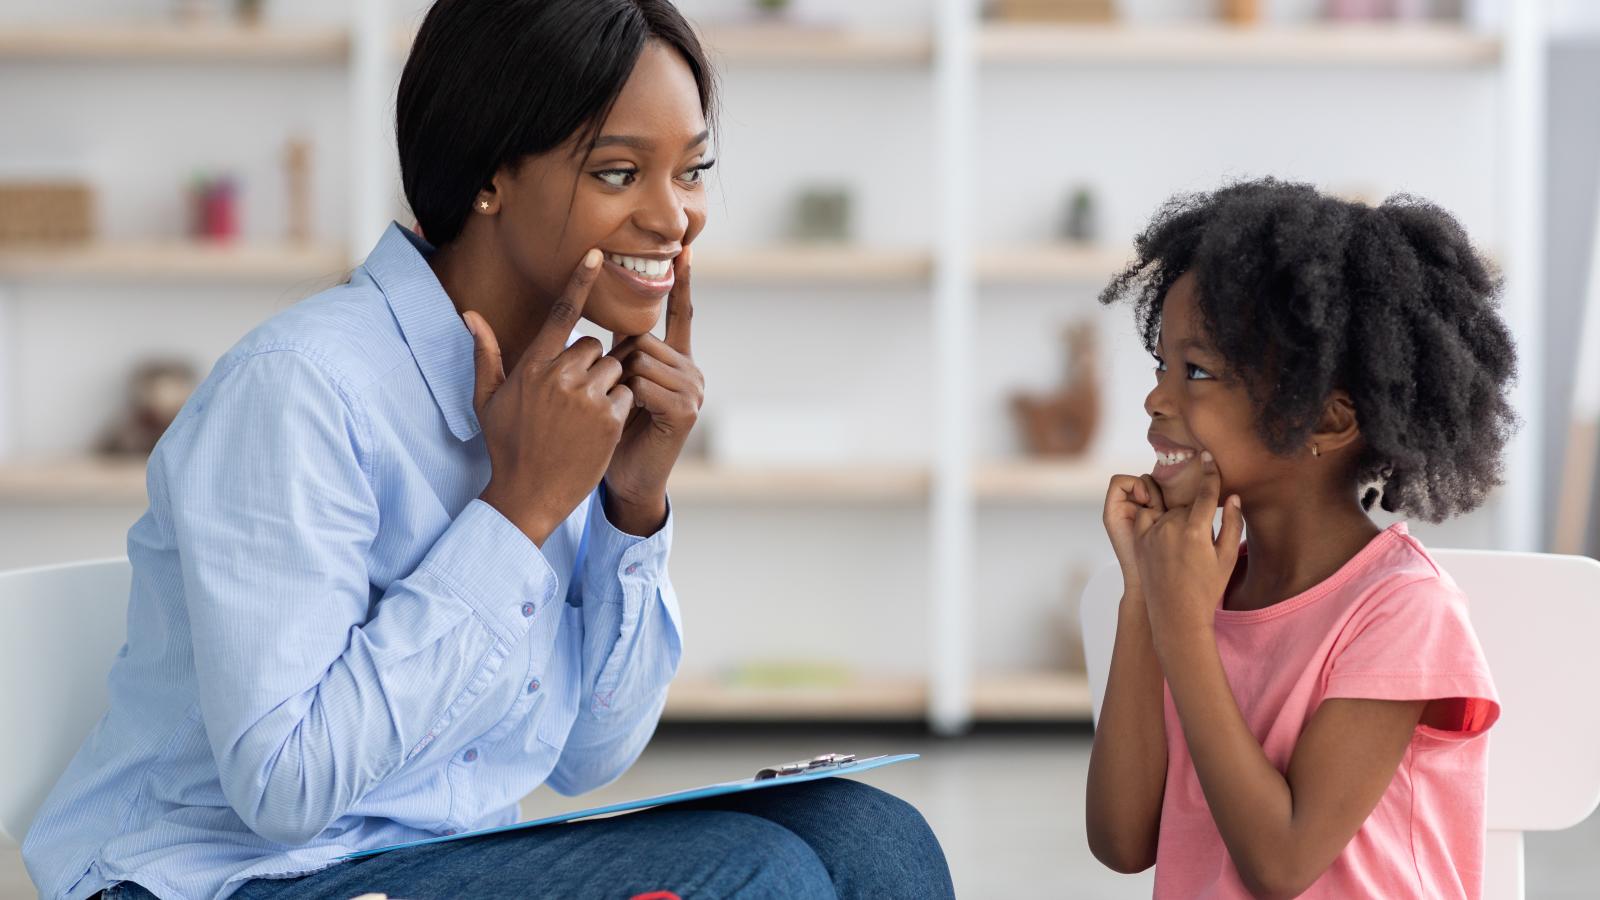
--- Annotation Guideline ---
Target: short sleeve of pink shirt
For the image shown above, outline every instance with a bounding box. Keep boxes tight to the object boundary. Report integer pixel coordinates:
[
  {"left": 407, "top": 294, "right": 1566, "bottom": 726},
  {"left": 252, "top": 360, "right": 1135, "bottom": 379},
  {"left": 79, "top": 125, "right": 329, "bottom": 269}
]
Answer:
[{"left": 1153, "top": 522, "right": 1500, "bottom": 900}]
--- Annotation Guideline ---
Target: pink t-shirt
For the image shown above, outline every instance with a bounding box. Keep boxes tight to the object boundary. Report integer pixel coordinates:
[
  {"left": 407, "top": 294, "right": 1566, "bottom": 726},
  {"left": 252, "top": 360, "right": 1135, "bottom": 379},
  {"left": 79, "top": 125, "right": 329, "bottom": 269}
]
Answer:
[{"left": 1154, "top": 522, "right": 1500, "bottom": 899}]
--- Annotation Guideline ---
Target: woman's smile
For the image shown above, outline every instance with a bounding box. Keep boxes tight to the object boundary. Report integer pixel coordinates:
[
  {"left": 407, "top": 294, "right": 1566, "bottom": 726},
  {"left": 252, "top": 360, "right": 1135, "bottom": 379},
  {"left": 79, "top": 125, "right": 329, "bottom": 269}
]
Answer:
[{"left": 602, "top": 250, "right": 677, "bottom": 299}]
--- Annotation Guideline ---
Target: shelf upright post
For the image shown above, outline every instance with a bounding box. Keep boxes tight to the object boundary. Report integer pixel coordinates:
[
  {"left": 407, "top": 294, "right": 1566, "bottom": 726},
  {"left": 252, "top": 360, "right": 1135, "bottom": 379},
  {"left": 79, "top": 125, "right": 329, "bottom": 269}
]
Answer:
[
  {"left": 929, "top": 0, "right": 979, "bottom": 735},
  {"left": 0, "top": 284, "right": 12, "bottom": 461},
  {"left": 1498, "top": 0, "right": 1547, "bottom": 551},
  {"left": 349, "top": 0, "right": 392, "bottom": 261}
]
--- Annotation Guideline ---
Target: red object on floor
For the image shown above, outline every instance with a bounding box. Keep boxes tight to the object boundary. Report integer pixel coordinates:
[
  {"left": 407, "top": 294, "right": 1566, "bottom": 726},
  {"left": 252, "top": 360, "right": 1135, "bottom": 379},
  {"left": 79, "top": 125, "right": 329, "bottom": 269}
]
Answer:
[{"left": 629, "top": 893, "right": 681, "bottom": 900}]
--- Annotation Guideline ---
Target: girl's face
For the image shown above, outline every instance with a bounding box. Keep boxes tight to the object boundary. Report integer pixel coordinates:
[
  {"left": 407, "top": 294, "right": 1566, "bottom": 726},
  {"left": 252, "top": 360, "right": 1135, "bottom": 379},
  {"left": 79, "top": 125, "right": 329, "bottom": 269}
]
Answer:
[
  {"left": 1144, "top": 272, "right": 1287, "bottom": 509},
  {"left": 492, "top": 40, "right": 711, "bottom": 337}
]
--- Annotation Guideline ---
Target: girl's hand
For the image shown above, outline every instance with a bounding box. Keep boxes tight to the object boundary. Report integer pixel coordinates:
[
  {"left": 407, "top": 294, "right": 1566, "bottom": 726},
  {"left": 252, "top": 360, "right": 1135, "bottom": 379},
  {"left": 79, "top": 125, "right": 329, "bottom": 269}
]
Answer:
[
  {"left": 602, "top": 248, "right": 703, "bottom": 535},
  {"left": 1103, "top": 473, "right": 1166, "bottom": 596},
  {"left": 468, "top": 250, "right": 633, "bottom": 547},
  {"left": 1134, "top": 452, "right": 1244, "bottom": 649}
]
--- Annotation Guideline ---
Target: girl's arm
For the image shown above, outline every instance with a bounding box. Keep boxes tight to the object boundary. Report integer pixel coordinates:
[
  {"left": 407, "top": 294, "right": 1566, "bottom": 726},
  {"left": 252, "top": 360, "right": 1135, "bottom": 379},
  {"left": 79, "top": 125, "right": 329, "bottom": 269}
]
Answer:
[
  {"left": 1086, "top": 474, "right": 1172, "bottom": 872},
  {"left": 1136, "top": 454, "right": 1426, "bottom": 898},
  {"left": 1085, "top": 586, "right": 1169, "bottom": 873},
  {"left": 1159, "top": 635, "right": 1424, "bottom": 899}
]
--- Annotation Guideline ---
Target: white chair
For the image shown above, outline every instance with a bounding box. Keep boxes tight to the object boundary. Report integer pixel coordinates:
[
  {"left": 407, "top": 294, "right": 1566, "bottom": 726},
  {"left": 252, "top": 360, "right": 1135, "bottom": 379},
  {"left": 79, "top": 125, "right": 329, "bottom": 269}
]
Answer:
[
  {"left": 1079, "top": 549, "right": 1600, "bottom": 900},
  {"left": 0, "top": 558, "right": 131, "bottom": 847}
]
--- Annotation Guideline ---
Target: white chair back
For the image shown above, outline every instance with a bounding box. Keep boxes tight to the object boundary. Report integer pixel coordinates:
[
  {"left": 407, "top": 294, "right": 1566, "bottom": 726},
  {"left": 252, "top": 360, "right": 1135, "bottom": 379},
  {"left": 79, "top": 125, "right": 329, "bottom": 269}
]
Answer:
[{"left": 0, "top": 558, "right": 132, "bottom": 846}]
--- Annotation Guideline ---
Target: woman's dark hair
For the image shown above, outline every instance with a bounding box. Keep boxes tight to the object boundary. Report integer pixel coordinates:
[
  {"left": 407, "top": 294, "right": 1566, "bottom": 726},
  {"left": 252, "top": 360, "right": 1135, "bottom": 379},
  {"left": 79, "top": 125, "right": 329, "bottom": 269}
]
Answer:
[
  {"left": 1100, "top": 178, "right": 1518, "bottom": 523},
  {"left": 397, "top": 0, "right": 717, "bottom": 246}
]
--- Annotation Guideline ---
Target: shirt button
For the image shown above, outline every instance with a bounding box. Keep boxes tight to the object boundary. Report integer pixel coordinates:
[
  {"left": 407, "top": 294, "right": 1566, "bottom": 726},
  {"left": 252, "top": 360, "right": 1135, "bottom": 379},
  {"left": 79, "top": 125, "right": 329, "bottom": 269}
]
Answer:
[
  {"left": 624, "top": 563, "right": 640, "bottom": 575},
  {"left": 463, "top": 748, "right": 478, "bottom": 763},
  {"left": 520, "top": 601, "right": 535, "bottom": 617},
  {"left": 528, "top": 678, "right": 541, "bottom": 693}
]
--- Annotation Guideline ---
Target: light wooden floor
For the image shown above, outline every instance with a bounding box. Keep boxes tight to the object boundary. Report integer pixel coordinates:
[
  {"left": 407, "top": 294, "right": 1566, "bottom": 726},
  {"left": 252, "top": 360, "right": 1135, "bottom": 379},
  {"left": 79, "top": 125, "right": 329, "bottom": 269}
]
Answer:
[{"left": 5, "top": 730, "right": 1598, "bottom": 898}]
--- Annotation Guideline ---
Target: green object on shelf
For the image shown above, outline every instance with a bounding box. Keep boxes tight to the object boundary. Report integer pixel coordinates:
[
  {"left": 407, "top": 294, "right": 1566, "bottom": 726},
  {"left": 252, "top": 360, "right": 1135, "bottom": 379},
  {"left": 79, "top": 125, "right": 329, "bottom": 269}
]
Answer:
[
  {"left": 725, "top": 661, "right": 856, "bottom": 689},
  {"left": 752, "top": 0, "right": 792, "bottom": 13}
]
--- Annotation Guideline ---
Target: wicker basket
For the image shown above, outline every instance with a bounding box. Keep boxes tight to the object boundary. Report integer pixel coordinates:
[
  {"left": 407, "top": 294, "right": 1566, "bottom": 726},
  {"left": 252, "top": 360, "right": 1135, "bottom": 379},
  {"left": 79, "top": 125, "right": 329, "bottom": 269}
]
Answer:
[{"left": 0, "top": 181, "right": 94, "bottom": 244}]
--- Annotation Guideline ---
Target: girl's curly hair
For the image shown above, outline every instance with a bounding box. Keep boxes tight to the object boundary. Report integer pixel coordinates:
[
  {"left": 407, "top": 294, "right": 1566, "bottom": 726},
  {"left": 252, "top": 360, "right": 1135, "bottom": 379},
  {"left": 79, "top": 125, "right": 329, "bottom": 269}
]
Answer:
[{"left": 1100, "top": 178, "right": 1518, "bottom": 523}]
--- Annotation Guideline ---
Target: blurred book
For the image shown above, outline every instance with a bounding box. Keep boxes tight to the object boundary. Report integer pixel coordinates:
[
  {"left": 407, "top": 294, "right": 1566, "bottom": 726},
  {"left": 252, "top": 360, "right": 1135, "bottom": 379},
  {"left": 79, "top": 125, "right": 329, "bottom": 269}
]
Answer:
[
  {"left": 0, "top": 181, "right": 94, "bottom": 245},
  {"left": 987, "top": 0, "right": 1115, "bottom": 23}
]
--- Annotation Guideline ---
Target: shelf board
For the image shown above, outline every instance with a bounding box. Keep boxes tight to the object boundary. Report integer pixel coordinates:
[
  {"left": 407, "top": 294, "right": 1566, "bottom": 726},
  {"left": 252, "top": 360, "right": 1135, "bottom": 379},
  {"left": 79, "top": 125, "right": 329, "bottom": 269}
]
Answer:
[
  {"left": 664, "top": 675, "right": 926, "bottom": 722},
  {"left": 0, "top": 458, "right": 147, "bottom": 506},
  {"left": 699, "top": 25, "right": 932, "bottom": 65},
  {"left": 664, "top": 671, "right": 1091, "bottom": 722},
  {"left": 0, "top": 241, "right": 350, "bottom": 282},
  {"left": 979, "top": 23, "right": 1501, "bottom": 66},
  {"left": 975, "top": 459, "right": 1119, "bottom": 504},
  {"left": 970, "top": 671, "right": 1093, "bottom": 721},
  {"left": 0, "top": 459, "right": 1135, "bottom": 507},
  {"left": 0, "top": 23, "right": 349, "bottom": 63},
  {"left": 668, "top": 462, "right": 930, "bottom": 503},
  {"left": 694, "top": 245, "right": 932, "bottom": 285},
  {"left": 0, "top": 459, "right": 932, "bottom": 507},
  {"left": 977, "top": 244, "right": 1130, "bottom": 284},
  {"left": 393, "top": 24, "right": 932, "bottom": 66}
]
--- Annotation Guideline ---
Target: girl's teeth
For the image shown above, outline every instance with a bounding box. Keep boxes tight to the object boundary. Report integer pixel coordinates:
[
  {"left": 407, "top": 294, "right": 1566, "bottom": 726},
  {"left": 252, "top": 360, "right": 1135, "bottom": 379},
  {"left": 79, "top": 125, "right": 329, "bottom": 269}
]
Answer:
[{"left": 1158, "top": 451, "right": 1195, "bottom": 466}]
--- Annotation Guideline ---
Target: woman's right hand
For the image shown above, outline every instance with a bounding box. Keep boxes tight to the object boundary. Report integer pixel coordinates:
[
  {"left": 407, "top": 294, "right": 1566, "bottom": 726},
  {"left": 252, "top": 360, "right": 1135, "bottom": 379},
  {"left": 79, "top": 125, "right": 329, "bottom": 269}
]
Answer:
[
  {"left": 467, "top": 249, "right": 634, "bottom": 546},
  {"left": 1103, "top": 473, "right": 1165, "bottom": 596}
]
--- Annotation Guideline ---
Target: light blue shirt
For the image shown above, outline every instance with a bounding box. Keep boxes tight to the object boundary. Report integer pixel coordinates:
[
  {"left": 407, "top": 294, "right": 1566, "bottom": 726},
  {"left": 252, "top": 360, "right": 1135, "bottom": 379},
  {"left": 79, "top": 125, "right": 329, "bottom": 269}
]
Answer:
[{"left": 23, "top": 223, "right": 684, "bottom": 900}]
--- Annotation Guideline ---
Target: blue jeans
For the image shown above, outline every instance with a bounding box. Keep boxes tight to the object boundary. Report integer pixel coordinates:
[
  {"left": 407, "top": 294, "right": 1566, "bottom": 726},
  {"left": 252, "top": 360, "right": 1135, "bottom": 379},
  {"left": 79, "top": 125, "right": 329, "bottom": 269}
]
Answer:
[{"left": 107, "top": 779, "right": 953, "bottom": 899}]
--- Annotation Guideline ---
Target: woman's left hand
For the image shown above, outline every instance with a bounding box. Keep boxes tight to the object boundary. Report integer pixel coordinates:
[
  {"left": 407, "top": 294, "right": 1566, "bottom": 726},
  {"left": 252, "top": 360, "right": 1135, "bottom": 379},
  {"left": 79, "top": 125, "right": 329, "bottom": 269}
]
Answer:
[
  {"left": 1133, "top": 452, "right": 1244, "bottom": 651},
  {"left": 602, "top": 247, "right": 704, "bottom": 534}
]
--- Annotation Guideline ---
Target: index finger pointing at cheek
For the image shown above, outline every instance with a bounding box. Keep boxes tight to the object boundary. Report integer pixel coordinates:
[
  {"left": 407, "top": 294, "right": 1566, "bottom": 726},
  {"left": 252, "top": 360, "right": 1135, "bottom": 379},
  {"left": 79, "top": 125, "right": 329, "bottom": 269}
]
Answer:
[
  {"left": 665, "top": 245, "right": 693, "bottom": 355},
  {"left": 526, "top": 249, "right": 602, "bottom": 364}
]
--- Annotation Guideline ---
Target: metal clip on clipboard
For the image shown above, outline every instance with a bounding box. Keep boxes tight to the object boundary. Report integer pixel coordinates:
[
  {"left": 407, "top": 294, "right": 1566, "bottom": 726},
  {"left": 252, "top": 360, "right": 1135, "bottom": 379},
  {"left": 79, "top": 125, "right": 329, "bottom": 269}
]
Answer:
[{"left": 755, "top": 752, "right": 859, "bottom": 780}]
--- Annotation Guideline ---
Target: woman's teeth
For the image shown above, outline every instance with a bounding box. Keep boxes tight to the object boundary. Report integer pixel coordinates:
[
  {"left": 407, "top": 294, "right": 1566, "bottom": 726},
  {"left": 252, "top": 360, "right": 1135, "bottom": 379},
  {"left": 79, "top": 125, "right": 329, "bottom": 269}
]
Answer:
[
  {"left": 606, "top": 253, "right": 673, "bottom": 279},
  {"left": 1156, "top": 450, "right": 1195, "bottom": 467}
]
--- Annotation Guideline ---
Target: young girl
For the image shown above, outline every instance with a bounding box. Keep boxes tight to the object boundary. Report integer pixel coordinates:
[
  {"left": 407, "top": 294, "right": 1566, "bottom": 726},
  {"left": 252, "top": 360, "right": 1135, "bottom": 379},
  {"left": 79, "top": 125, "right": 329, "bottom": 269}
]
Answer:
[{"left": 1086, "top": 178, "right": 1515, "bottom": 899}]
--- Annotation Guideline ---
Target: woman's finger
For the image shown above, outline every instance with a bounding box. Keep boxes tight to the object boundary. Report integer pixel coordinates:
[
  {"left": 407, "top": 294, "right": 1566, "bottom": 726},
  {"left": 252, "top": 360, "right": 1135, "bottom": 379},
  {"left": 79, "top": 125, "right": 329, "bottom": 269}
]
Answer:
[
  {"left": 615, "top": 331, "right": 693, "bottom": 372},
  {"left": 665, "top": 245, "right": 693, "bottom": 355},
  {"left": 463, "top": 311, "right": 504, "bottom": 415},
  {"left": 619, "top": 347, "right": 699, "bottom": 396},
  {"left": 627, "top": 375, "right": 697, "bottom": 424},
  {"left": 526, "top": 249, "right": 601, "bottom": 365}
]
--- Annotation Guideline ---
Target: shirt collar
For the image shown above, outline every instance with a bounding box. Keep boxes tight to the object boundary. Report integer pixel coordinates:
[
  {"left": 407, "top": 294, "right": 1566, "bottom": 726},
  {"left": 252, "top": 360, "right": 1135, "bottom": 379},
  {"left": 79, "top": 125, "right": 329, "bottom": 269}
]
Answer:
[{"left": 363, "top": 222, "right": 481, "bottom": 442}]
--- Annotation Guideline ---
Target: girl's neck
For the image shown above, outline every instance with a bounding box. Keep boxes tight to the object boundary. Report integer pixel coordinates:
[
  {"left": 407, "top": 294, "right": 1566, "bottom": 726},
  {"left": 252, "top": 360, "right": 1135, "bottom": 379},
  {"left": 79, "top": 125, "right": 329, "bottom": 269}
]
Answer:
[{"left": 1227, "top": 491, "right": 1384, "bottom": 613}]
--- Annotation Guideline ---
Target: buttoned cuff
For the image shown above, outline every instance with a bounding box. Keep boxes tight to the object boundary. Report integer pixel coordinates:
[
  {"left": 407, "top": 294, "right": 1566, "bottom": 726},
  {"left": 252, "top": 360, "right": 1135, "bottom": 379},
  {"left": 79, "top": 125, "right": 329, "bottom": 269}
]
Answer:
[
  {"left": 419, "top": 499, "right": 561, "bottom": 647},
  {"left": 587, "top": 488, "right": 674, "bottom": 587}
]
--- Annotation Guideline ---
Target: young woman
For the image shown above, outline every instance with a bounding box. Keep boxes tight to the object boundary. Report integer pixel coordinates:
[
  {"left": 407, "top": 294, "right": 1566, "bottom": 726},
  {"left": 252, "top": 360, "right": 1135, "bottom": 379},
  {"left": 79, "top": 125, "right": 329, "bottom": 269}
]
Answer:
[{"left": 22, "top": 2, "right": 952, "bottom": 898}]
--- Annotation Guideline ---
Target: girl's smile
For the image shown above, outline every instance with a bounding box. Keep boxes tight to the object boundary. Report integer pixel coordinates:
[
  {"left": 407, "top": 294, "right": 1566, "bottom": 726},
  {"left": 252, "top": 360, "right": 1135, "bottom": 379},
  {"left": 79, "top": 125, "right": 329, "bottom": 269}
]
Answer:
[{"left": 1149, "top": 431, "right": 1200, "bottom": 483}]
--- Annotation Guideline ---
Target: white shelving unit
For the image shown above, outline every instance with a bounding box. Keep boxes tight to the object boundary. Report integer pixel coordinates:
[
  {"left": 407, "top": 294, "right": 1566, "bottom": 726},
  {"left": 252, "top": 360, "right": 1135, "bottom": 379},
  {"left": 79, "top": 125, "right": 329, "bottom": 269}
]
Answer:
[{"left": 0, "top": 2, "right": 1544, "bottom": 731}]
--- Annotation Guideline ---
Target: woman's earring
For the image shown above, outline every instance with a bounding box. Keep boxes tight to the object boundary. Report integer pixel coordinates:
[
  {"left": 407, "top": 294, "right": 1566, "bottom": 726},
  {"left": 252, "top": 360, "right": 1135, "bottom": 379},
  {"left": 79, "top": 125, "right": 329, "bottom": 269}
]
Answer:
[
  {"left": 478, "top": 200, "right": 490, "bottom": 212},
  {"left": 1311, "top": 443, "right": 1321, "bottom": 458}
]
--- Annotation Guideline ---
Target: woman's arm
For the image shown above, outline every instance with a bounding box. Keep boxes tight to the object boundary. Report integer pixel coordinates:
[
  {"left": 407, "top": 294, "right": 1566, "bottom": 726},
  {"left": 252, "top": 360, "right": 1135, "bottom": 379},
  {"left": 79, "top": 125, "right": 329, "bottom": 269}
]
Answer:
[
  {"left": 168, "top": 349, "right": 568, "bottom": 846},
  {"left": 545, "top": 490, "right": 683, "bottom": 795},
  {"left": 1085, "top": 588, "right": 1170, "bottom": 873},
  {"left": 1157, "top": 631, "right": 1423, "bottom": 899}
]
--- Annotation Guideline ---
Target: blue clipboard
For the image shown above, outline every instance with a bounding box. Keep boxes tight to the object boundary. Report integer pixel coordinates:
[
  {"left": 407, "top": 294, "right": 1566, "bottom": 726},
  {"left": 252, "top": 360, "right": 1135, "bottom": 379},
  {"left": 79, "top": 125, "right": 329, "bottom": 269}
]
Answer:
[{"left": 341, "top": 752, "right": 919, "bottom": 860}]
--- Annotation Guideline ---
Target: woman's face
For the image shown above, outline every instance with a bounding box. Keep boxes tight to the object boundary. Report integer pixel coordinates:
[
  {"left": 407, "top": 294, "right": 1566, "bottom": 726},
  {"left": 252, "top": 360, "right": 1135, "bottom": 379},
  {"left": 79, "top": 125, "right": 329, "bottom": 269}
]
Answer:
[
  {"left": 492, "top": 40, "right": 711, "bottom": 336},
  {"left": 1143, "top": 272, "right": 1285, "bottom": 509}
]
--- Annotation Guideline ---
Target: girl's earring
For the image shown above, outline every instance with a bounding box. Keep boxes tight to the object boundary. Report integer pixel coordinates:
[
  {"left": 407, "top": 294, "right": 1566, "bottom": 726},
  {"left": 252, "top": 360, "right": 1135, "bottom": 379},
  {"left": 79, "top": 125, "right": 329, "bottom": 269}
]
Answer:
[{"left": 1311, "top": 443, "right": 1321, "bottom": 458}]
